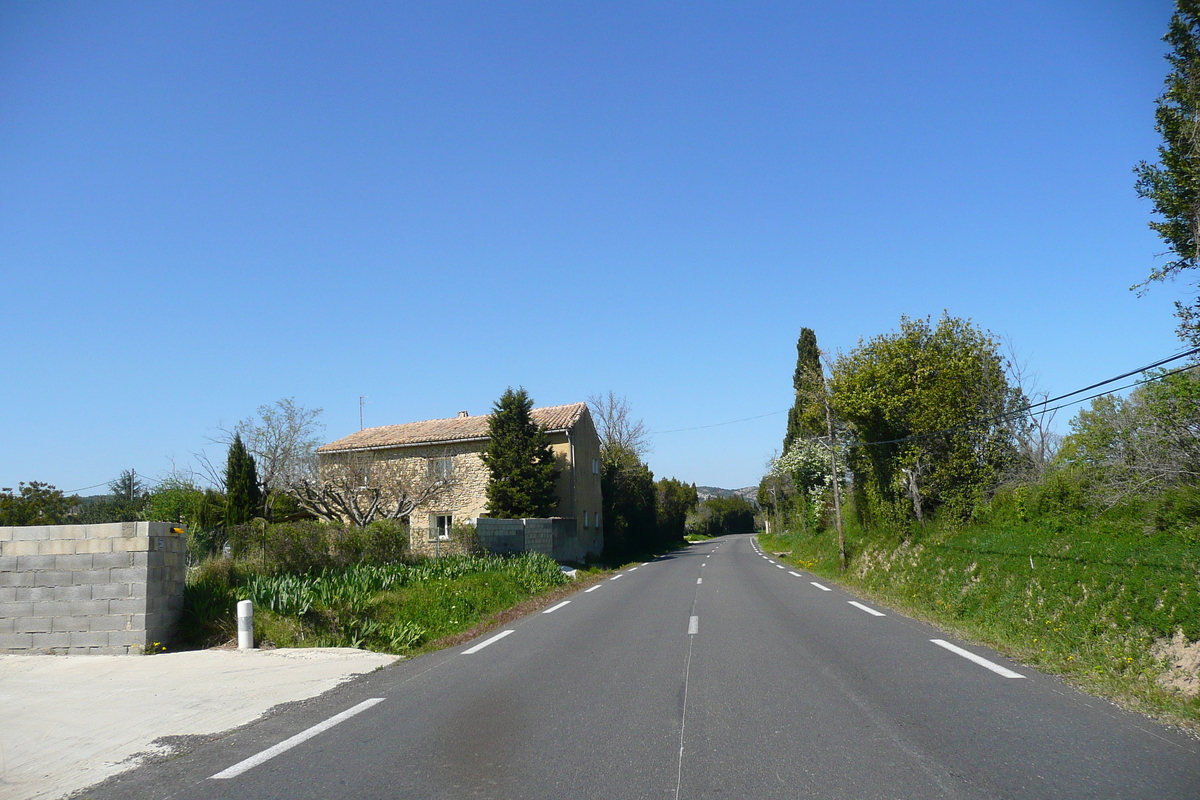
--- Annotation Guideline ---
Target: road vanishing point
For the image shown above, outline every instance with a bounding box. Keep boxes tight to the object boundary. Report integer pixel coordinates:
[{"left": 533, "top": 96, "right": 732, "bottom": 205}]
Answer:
[{"left": 88, "top": 534, "right": 1200, "bottom": 799}]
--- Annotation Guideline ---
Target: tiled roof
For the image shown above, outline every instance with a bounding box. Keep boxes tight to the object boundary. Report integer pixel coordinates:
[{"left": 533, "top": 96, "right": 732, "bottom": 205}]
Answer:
[{"left": 318, "top": 402, "right": 588, "bottom": 453}]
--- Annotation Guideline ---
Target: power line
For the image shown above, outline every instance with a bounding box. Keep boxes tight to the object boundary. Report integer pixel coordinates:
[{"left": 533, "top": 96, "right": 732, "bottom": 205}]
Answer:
[
  {"left": 62, "top": 481, "right": 110, "bottom": 495},
  {"left": 848, "top": 360, "right": 1199, "bottom": 450},
  {"left": 648, "top": 410, "right": 787, "bottom": 434},
  {"left": 648, "top": 345, "right": 1200, "bottom": 443}
]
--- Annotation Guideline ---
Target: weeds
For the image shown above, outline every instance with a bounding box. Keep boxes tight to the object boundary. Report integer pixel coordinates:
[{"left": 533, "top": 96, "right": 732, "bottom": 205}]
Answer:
[{"left": 181, "top": 551, "right": 574, "bottom": 654}]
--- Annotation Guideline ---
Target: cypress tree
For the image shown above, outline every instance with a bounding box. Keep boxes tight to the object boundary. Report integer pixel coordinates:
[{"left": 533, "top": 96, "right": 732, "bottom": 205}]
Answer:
[
  {"left": 480, "top": 387, "right": 560, "bottom": 518},
  {"left": 783, "top": 327, "right": 825, "bottom": 453},
  {"left": 224, "top": 432, "right": 262, "bottom": 527}
]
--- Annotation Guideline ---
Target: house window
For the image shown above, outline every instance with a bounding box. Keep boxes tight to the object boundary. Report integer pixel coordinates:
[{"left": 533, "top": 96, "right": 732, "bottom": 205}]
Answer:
[
  {"left": 583, "top": 510, "right": 589, "bottom": 528},
  {"left": 595, "top": 511, "right": 601, "bottom": 530},
  {"left": 592, "top": 458, "right": 599, "bottom": 475},
  {"left": 430, "top": 514, "right": 452, "bottom": 541},
  {"left": 428, "top": 457, "right": 454, "bottom": 480}
]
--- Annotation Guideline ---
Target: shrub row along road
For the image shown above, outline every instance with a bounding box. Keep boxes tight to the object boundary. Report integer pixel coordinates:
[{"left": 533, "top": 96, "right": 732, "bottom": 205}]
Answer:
[{"left": 92, "top": 535, "right": 1200, "bottom": 799}]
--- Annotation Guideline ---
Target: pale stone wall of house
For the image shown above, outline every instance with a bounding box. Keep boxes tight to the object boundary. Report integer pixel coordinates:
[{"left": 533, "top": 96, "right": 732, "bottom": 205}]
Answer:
[
  {"left": 319, "top": 440, "right": 489, "bottom": 545},
  {"left": 569, "top": 411, "right": 604, "bottom": 540},
  {"left": 317, "top": 407, "right": 604, "bottom": 560}
]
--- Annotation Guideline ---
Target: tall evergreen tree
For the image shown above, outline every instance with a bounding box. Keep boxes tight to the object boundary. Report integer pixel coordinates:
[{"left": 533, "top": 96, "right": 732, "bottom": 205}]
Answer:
[
  {"left": 1135, "top": 0, "right": 1200, "bottom": 344},
  {"left": 480, "top": 387, "right": 560, "bottom": 518},
  {"left": 783, "top": 327, "right": 825, "bottom": 453},
  {"left": 224, "top": 433, "right": 262, "bottom": 527}
]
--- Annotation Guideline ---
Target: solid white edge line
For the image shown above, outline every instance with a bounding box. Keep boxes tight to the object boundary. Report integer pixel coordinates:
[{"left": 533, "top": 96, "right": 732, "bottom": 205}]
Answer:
[
  {"left": 931, "top": 639, "right": 1025, "bottom": 679},
  {"left": 584, "top": 585, "right": 601, "bottom": 593},
  {"left": 210, "top": 698, "right": 385, "bottom": 779},
  {"left": 848, "top": 601, "right": 886, "bottom": 617},
  {"left": 543, "top": 600, "right": 571, "bottom": 614},
  {"left": 810, "top": 581, "right": 831, "bottom": 591},
  {"left": 775, "top": 565, "right": 785, "bottom": 569},
  {"left": 687, "top": 615, "right": 699, "bottom": 635},
  {"left": 463, "top": 629, "right": 515, "bottom": 654},
  {"left": 789, "top": 571, "right": 801, "bottom": 577}
]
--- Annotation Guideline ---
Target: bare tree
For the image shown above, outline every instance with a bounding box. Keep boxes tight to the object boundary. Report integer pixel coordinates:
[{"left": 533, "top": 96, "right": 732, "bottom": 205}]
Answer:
[
  {"left": 1004, "top": 341, "right": 1062, "bottom": 483},
  {"left": 288, "top": 449, "right": 459, "bottom": 527},
  {"left": 207, "top": 398, "right": 324, "bottom": 511},
  {"left": 587, "top": 391, "right": 651, "bottom": 465}
]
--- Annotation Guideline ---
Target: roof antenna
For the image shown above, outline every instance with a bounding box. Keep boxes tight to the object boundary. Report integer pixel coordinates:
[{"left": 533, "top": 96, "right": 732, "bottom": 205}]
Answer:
[{"left": 359, "top": 396, "right": 368, "bottom": 430}]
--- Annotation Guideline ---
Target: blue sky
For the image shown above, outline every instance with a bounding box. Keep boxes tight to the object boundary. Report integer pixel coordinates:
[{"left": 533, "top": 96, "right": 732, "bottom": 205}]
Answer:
[{"left": 0, "top": 0, "right": 1187, "bottom": 494}]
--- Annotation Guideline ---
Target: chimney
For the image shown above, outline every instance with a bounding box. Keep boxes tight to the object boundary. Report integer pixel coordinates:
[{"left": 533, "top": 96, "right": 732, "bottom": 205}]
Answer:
[{"left": 457, "top": 410, "right": 469, "bottom": 418}]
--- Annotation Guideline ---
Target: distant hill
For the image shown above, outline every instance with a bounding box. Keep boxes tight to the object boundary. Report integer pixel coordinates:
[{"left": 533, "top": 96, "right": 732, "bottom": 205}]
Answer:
[{"left": 696, "top": 486, "right": 759, "bottom": 506}]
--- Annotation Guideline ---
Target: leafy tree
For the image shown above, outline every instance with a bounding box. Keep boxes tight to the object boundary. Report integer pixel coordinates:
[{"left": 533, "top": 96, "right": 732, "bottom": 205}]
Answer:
[
  {"left": 686, "top": 496, "right": 757, "bottom": 537},
  {"left": 588, "top": 392, "right": 659, "bottom": 556},
  {"left": 830, "top": 314, "right": 1023, "bottom": 526},
  {"left": 602, "top": 458, "right": 657, "bottom": 556},
  {"left": 783, "top": 328, "right": 825, "bottom": 453},
  {"left": 145, "top": 474, "right": 225, "bottom": 528},
  {"left": 656, "top": 477, "right": 698, "bottom": 544},
  {"left": 1135, "top": 1, "right": 1200, "bottom": 344},
  {"left": 480, "top": 387, "right": 560, "bottom": 518},
  {"left": 1058, "top": 367, "right": 1200, "bottom": 506},
  {"left": 0, "top": 481, "right": 73, "bottom": 526},
  {"left": 224, "top": 433, "right": 262, "bottom": 527},
  {"left": 73, "top": 469, "right": 149, "bottom": 523}
]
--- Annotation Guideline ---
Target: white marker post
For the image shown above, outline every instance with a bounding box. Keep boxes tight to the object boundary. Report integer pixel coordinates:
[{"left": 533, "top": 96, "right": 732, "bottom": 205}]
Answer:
[{"left": 237, "top": 600, "right": 254, "bottom": 650}]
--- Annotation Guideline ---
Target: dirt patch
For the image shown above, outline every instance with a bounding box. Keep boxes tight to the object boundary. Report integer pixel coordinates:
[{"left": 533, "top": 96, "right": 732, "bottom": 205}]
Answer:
[{"left": 1152, "top": 630, "right": 1200, "bottom": 697}]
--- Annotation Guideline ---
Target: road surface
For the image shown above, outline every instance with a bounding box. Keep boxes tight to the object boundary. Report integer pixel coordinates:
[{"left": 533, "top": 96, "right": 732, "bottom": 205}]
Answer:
[{"left": 86, "top": 534, "right": 1200, "bottom": 799}]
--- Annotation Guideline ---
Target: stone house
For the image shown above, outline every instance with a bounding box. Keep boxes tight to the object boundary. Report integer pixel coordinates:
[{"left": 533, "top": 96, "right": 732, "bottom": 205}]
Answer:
[{"left": 316, "top": 403, "right": 603, "bottom": 557}]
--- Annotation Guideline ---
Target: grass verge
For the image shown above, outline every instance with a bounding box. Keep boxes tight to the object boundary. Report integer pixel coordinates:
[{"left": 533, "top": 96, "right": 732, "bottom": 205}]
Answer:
[
  {"left": 180, "top": 552, "right": 607, "bottom": 656},
  {"left": 759, "top": 517, "right": 1200, "bottom": 733}
]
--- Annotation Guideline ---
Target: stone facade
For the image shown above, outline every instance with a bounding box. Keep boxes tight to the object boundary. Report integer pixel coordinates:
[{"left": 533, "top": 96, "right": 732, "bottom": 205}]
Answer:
[
  {"left": 0, "top": 521, "right": 186, "bottom": 654},
  {"left": 319, "top": 403, "right": 604, "bottom": 560}
]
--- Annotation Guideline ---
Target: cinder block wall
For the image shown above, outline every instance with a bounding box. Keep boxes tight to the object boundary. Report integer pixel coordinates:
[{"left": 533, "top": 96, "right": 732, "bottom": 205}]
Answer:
[
  {"left": 0, "top": 521, "right": 186, "bottom": 654},
  {"left": 477, "top": 518, "right": 600, "bottom": 562},
  {"left": 476, "top": 518, "right": 525, "bottom": 555},
  {"left": 522, "top": 519, "right": 555, "bottom": 557}
]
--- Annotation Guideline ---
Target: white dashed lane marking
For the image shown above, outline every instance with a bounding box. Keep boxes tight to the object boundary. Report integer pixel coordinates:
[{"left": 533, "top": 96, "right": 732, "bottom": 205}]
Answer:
[
  {"left": 811, "top": 582, "right": 831, "bottom": 591},
  {"left": 848, "top": 601, "right": 886, "bottom": 617},
  {"left": 931, "top": 639, "right": 1025, "bottom": 679},
  {"left": 210, "top": 698, "right": 385, "bottom": 780},
  {"left": 543, "top": 601, "right": 571, "bottom": 614},
  {"left": 463, "top": 630, "right": 515, "bottom": 654}
]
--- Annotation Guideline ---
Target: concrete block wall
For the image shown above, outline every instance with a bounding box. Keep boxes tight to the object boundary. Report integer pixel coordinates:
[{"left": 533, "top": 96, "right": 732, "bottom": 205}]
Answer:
[
  {"left": 476, "top": 518, "right": 524, "bottom": 555},
  {"left": 0, "top": 521, "right": 186, "bottom": 654},
  {"left": 476, "top": 518, "right": 600, "bottom": 562},
  {"left": 523, "top": 519, "right": 555, "bottom": 557}
]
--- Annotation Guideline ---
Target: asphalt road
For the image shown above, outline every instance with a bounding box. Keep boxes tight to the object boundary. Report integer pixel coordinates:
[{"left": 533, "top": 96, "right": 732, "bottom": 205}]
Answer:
[{"left": 87, "top": 534, "right": 1200, "bottom": 799}]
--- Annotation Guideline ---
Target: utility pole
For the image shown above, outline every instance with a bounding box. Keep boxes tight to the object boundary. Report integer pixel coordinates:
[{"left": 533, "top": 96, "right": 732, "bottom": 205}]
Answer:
[
  {"left": 359, "top": 396, "right": 366, "bottom": 430},
  {"left": 819, "top": 368, "right": 846, "bottom": 572}
]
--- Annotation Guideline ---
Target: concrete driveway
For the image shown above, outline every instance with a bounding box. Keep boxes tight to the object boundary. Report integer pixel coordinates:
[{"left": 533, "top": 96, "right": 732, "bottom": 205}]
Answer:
[{"left": 0, "top": 647, "right": 398, "bottom": 800}]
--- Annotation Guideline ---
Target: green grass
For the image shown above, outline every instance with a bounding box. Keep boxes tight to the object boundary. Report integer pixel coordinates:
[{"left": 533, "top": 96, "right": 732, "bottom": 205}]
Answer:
[
  {"left": 759, "top": 512, "right": 1200, "bottom": 730},
  {"left": 180, "top": 551, "right": 592, "bottom": 655}
]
